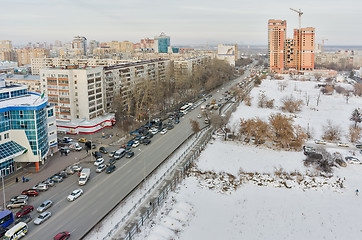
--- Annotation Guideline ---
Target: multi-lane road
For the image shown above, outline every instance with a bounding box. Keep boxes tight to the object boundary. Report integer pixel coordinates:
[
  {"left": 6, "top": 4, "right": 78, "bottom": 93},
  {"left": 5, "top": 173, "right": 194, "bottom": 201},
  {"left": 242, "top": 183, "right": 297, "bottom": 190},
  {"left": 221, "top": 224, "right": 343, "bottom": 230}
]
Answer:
[{"left": 20, "top": 70, "right": 251, "bottom": 239}]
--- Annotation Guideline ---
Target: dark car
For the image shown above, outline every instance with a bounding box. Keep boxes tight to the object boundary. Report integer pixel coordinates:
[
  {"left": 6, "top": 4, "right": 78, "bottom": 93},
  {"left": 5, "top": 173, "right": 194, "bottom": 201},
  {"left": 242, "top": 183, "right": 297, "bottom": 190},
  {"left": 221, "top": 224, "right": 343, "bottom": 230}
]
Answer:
[
  {"left": 167, "top": 124, "right": 174, "bottom": 130},
  {"left": 21, "top": 189, "right": 39, "bottom": 197},
  {"left": 145, "top": 133, "right": 153, "bottom": 139},
  {"left": 126, "top": 151, "right": 134, "bottom": 158},
  {"left": 142, "top": 139, "right": 151, "bottom": 145},
  {"left": 92, "top": 151, "right": 102, "bottom": 159},
  {"left": 106, "top": 165, "right": 116, "bottom": 174},
  {"left": 54, "top": 231, "right": 70, "bottom": 240},
  {"left": 99, "top": 147, "right": 108, "bottom": 154},
  {"left": 174, "top": 120, "right": 180, "bottom": 124},
  {"left": 0, "top": 227, "right": 8, "bottom": 237},
  {"left": 356, "top": 144, "right": 362, "bottom": 149},
  {"left": 15, "top": 205, "right": 34, "bottom": 218},
  {"left": 15, "top": 214, "right": 32, "bottom": 224},
  {"left": 85, "top": 141, "right": 96, "bottom": 149},
  {"left": 50, "top": 175, "right": 63, "bottom": 182},
  {"left": 107, "top": 158, "right": 116, "bottom": 165},
  {"left": 57, "top": 171, "right": 68, "bottom": 178}
]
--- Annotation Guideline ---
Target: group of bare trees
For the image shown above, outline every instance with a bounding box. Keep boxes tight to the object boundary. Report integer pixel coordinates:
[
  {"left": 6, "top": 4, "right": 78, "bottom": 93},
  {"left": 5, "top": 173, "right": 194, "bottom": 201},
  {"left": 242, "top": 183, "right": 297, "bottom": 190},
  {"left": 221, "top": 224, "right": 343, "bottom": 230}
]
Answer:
[
  {"left": 112, "top": 59, "right": 236, "bottom": 131},
  {"left": 349, "top": 108, "right": 362, "bottom": 142},
  {"left": 238, "top": 113, "right": 307, "bottom": 149}
]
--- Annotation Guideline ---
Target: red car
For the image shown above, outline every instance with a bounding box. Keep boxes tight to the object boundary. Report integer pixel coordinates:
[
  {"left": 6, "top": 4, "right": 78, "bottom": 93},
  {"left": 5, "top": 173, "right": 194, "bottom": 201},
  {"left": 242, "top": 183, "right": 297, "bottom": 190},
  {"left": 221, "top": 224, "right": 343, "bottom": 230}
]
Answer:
[
  {"left": 15, "top": 205, "right": 34, "bottom": 218},
  {"left": 21, "top": 189, "right": 39, "bottom": 197},
  {"left": 54, "top": 231, "right": 70, "bottom": 240}
]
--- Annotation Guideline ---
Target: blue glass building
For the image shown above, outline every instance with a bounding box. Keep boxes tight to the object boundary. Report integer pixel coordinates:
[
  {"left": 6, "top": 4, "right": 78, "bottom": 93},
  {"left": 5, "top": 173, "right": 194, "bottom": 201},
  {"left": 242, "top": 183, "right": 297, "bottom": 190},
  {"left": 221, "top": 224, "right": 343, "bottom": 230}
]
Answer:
[
  {"left": 154, "top": 32, "right": 170, "bottom": 53},
  {"left": 0, "top": 78, "right": 51, "bottom": 175}
]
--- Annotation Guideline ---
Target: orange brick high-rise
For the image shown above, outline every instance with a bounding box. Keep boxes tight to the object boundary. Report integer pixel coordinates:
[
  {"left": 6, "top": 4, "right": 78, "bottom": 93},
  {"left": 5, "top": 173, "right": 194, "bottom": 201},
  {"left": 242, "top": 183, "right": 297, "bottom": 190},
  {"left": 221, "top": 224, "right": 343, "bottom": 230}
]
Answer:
[{"left": 268, "top": 19, "right": 315, "bottom": 73}]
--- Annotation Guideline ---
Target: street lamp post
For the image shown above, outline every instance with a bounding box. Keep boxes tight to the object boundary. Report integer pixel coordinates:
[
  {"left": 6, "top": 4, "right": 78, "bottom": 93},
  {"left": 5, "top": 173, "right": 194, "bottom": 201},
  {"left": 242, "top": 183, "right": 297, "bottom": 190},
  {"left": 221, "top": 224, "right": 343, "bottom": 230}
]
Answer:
[{"left": 1, "top": 174, "right": 5, "bottom": 210}]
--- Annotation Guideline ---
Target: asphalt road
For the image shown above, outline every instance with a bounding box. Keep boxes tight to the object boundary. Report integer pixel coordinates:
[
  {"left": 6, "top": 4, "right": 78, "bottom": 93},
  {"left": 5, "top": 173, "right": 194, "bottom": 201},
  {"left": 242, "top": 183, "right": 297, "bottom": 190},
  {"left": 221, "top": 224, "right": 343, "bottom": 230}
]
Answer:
[{"left": 20, "top": 71, "right": 251, "bottom": 239}]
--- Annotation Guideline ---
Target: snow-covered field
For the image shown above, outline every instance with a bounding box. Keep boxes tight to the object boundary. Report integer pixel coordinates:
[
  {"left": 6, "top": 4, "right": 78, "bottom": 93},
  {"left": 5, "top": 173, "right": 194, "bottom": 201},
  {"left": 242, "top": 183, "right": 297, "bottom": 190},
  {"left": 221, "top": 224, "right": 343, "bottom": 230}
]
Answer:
[{"left": 135, "top": 78, "right": 362, "bottom": 240}]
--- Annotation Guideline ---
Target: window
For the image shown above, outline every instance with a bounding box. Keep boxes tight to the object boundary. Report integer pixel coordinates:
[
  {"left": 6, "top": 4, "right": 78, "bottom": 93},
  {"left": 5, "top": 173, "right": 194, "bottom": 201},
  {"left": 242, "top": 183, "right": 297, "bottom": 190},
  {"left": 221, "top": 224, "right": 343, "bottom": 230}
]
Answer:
[
  {"left": 19, "top": 110, "right": 24, "bottom": 118},
  {"left": 4, "top": 133, "right": 9, "bottom": 139}
]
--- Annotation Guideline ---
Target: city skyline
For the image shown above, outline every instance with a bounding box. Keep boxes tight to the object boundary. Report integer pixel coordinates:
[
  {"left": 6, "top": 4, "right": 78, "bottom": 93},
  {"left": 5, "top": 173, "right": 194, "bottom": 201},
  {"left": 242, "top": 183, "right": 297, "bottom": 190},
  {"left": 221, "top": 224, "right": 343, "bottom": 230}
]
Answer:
[{"left": 1, "top": 0, "right": 361, "bottom": 46}]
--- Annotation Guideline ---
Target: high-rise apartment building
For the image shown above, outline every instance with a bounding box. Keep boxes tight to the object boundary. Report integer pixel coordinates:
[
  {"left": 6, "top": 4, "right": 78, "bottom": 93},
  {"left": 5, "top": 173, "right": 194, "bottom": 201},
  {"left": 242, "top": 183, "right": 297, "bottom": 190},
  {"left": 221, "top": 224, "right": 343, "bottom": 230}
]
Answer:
[
  {"left": 268, "top": 19, "right": 315, "bottom": 73},
  {"left": 72, "top": 36, "right": 87, "bottom": 55},
  {"left": 268, "top": 20, "right": 287, "bottom": 73},
  {"left": 0, "top": 41, "right": 12, "bottom": 50},
  {"left": 154, "top": 32, "right": 170, "bottom": 53}
]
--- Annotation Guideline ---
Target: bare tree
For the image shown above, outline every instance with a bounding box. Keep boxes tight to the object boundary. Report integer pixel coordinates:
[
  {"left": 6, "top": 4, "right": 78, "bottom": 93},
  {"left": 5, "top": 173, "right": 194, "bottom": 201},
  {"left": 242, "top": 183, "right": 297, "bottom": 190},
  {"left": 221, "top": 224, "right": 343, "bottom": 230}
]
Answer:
[
  {"left": 189, "top": 119, "right": 201, "bottom": 135},
  {"left": 305, "top": 92, "right": 310, "bottom": 106},
  {"left": 345, "top": 90, "right": 352, "bottom": 104},
  {"left": 350, "top": 108, "right": 362, "bottom": 127},
  {"left": 348, "top": 126, "right": 362, "bottom": 143},
  {"left": 281, "top": 95, "right": 303, "bottom": 113},
  {"left": 354, "top": 83, "right": 362, "bottom": 96},
  {"left": 322, "top": 120, "right": 342, "bottom": 141},
  {"left": 316, "top": 92, "right": 321, "bottom": 106}
]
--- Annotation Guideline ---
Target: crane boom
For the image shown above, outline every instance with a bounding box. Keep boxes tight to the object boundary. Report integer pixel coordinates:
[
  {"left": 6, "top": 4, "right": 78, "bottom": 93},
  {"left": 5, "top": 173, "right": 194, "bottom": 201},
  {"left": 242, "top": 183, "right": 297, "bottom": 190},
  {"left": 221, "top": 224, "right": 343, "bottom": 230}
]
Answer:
[{"left": 289, "top": 8, "right": 303, "bottom": 29}]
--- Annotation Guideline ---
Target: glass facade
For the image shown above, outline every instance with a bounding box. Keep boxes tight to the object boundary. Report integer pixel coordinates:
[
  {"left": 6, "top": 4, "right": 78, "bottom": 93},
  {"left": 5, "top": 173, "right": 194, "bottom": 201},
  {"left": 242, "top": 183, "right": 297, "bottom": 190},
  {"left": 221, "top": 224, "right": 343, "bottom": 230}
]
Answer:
[{"left": 158, "top": 38, "right": 170, "bottom": 53}]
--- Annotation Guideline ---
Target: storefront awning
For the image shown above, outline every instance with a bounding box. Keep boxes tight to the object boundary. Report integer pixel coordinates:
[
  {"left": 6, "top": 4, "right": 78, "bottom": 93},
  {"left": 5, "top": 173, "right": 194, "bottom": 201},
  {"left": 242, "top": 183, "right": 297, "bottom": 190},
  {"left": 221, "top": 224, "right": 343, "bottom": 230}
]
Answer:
[{"left": 0, "top": 141, "right": 27, "bottom": 162}]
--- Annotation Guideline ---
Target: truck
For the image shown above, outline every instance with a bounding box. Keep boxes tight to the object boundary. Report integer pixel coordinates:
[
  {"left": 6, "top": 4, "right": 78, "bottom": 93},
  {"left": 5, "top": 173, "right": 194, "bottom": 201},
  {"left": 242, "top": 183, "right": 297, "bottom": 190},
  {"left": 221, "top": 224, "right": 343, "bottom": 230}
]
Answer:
[{"left": 78, "top": 168, "right": 90, "bottom": 185}]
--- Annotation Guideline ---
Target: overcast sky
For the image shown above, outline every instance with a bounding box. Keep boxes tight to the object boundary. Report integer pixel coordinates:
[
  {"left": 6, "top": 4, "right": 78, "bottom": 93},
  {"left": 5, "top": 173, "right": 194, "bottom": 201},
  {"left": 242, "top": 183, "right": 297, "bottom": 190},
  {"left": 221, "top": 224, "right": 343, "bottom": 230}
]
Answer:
[{"left": 2, "top": 0, "right": 361, "bottom": 46}]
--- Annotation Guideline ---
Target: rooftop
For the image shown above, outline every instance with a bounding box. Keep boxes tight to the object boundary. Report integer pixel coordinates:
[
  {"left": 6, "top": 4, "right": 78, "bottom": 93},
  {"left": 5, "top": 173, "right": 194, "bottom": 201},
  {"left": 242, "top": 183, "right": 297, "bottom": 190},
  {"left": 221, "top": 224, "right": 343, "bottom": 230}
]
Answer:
[
  {"left": 0, "top": 92, "right": 48, "bottom": 111},
  {"left": 4, "top": 74, "right": 40, "bottom": 81}
]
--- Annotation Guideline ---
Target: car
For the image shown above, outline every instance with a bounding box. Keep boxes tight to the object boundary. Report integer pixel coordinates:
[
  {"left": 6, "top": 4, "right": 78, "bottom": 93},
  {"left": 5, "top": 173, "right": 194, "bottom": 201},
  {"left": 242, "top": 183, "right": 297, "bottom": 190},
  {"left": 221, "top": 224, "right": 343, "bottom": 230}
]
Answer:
[
  {"left": 150, "top": 128, "right": 158, "bottom": 135},
  {"left": 107, "top": 158, "right": 116, "bottom": 166},
  {"left": 126, "top": 151, "right": 135, "bottom": 158},
  {"left": 130, "top": 130, "right": 139, "bottom": 135},
  {"left": 62, "top": 137, "right": 72, "bottom": 143},
  {"left": 37, "top": 200, "right": 53, "bottom": 213},
  {"left": 78, "top": 138, "right": 87, "bottom": 143},
  {"left": 315, "top": 139, "right": 327, "bottom": 145},
  {"left": 59, "top": 147, "right": 70, "bottom": 154},
  {"left": 197, "top": 114, "right": 202, "bottom": 118},
  {"left": 34, "top": 211, "right": 52, "bottom": 225},
  {"left": 21, "top": 189, "right": 39, "bottom": 197},
  {"left": 174, "top": 119, "right": 180, "bottom": 124},
  {"left": 74, "top": 143, "right": 82, "bottom": 151},
  {"left": 135, "top": 135, "right": 143, "bottom": 140},
  {"left": 96, "top": 164, "right": 107, "bottom": 173},
  {"left": 92, "top": 151, "right": 102, "bottom": 159},
  {"left": 64, "top": 167, "right": 75, "bottom": 175},
  {"left": 0, "top": 227, "right": 8, "bottom": 238},
  {"left": 14, "top": 214, "right": 32, "bottom": 224},
  {"left": 160, "top": 129, "right": 168, "bottom": 135},
  {"left": 132, "top": 141, "right": 140, "bottom": 148},
  {"left": 125, "top": 146, "right": 132, "bottom": 152},
  {"left": 145, "top": 133, "right": 153, "bottom": 139},
  {"left": 335, "top": 158, "right": 347, "bottom": 167},
  {"left": 7, "top": 200, "right": 27, "bottom": 209},
  {"left": 67, "top": 189, "right": 83, "bottom": 201},
  {"left": 50, "top": 175, "right": 63, "bottom": 183},
  {"left": 71, "top": 165, "right": 83, "bottom": 172},
  {"left": 94, "top": 158, "right": 105, "bottom": 166},
  {"left": 32, "top": 183, "right": 48, "bottom": 191},
  {"left": 57, "top": 171, "right": 68, "bottom": 178},
  {"left": 337, "top": 142, "right": 349, "bottom": 147},
  {"left": 54, "top": 231, "right": 71, "bottom": 240},
  {"left": 99, "top": 146, "right": 108, "bottom": 154},
  {"left": 119, "top": 150, "right": 127, "bottom": 159},
  {"left": 356, "top": 144, "right": 362, "bottom": 149},
  {"left": 167, "top": 124, "right": 174, "bottom": 130},
  {"left": 106, "top": 165, "right": 116, "bottom": 174},
  {"left": 345, "top": 156, "right": 361, "bottom": 164},
  {"left": 109, "top": 151, "right": 116, "bottom": 158},
  {"left": 42, "top": 179, "right": 55, "bottom": 186},
  {"left": 142, "top": 139, "right": 151, "bottom": 145},
  {"left": 15, "top": 205, "right": 34, "bottom": 218},
  {"left": 127, "top": 140, "right": 135, "bottom": 147},
  {"left": 85, "top": 141, "right": 96, "bottom": 149},
  {"left": 10, "top": 195, "right": 28, "bottom": 202}
]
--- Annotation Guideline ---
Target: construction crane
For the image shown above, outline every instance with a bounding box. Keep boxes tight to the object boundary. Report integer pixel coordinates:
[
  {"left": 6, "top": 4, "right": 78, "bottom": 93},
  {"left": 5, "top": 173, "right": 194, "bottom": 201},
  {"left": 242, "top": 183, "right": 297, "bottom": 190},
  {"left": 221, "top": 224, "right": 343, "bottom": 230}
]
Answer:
[
  {"left": 290, "top": 8, "right": 303, "bottom": 29},
  {"left": 290, "top": 8, "right": 303, "bottom": 71},
  {"left": 321, "top": 38, "right": 328, "bottom": 54}
]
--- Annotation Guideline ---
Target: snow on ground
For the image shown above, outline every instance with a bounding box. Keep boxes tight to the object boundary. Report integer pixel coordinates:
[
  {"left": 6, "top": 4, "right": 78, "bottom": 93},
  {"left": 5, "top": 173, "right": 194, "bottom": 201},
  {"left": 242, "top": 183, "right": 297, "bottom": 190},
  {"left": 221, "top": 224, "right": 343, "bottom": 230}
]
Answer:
[{"left": 135, "top": 78, "right": 362, "bottom": 240}]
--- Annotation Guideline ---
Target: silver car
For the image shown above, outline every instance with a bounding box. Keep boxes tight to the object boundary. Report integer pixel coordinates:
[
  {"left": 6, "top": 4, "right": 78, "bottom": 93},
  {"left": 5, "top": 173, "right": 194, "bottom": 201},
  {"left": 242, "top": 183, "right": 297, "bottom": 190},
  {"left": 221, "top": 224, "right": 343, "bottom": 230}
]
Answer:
[
  {"left": 37, "top": 200, "right": 53, "bottom": 213},
  {"left": 7, "top": 199, "right": 27, "bottom": 209},
  {"left": 34, "top": 211, "right": 51, "bottom": 225}
]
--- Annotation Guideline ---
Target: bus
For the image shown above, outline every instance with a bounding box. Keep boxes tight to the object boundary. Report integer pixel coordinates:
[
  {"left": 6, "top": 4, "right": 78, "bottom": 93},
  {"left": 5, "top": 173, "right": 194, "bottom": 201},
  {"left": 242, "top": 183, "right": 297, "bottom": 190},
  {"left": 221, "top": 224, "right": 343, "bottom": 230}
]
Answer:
[
  {"left": 0, "top": 210, "right": 13, "bottom": 228},
  {"left": 180, "top": 103, "right": 193, "bottom": 114},
  {"left": 3, "top": 222, "right": 28, "bottom": 240}
]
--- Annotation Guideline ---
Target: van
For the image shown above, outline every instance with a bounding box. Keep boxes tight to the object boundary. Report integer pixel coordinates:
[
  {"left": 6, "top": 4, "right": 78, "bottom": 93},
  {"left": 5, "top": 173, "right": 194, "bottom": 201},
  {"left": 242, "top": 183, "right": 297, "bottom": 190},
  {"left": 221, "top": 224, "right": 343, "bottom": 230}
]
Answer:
[
  {"left": 114, "top": 149, "right": 126, "bottom": 160},
  {"left": 3, "top": 222, "right": 28, "bottom": 240}
]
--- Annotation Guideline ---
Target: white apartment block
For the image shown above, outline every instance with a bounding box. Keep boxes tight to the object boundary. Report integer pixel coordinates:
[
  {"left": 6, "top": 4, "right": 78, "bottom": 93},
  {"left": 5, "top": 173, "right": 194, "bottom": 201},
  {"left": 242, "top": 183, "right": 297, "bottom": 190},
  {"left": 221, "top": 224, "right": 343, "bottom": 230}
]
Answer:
[
  {"left": 39, "top": 66, "right": 105, "bottom": 121},
  {"left": 103, "top": 59, "right": 170, "bottom": 111},
  {"left": 31, "top": 58, "right": 133, "bottom": 75}
]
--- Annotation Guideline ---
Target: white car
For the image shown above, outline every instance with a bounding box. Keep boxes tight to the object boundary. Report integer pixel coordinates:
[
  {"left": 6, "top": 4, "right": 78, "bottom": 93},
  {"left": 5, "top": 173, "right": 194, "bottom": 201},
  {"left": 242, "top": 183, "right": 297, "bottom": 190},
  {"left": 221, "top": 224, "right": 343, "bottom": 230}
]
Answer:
[
  {"left": 160, "top": 129, "right": 168, "bottom": 135},
  {"left": 94, "top": 158, "right": 104, "bottom": 166},
  {"left": 96, "top": 164, "right": 106, "bottom": 173},
  {"left": 345, "top": 156, "right": 361, "bottom": 164},
  {"left": 67, "top": 189, "right": 83, "bottom": 201},
  {"left": 34, "top": 211, "right": 51, "bottom": 225},
  {"left": 132, "top": 141, "right": 140, "bottom": 148},
  {"left": 315, "top": 139, "right": 327, "bottom": 145},
  {"left": 337, "top": 142, "right": 349, "bottom": 147},
  {"left": 197, "top": 114, "right": 202, "bottom": 118},
  {"left": 74, "top": 143, "right": 82, "bottom": 151}
]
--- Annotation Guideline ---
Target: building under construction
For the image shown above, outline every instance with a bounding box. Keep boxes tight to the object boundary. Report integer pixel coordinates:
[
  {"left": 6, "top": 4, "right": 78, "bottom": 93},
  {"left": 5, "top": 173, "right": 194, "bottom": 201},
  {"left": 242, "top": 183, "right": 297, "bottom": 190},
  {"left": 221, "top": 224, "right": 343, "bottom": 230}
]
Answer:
[{"left": 268, "top": 11, "right": 315, "bottom": 73}]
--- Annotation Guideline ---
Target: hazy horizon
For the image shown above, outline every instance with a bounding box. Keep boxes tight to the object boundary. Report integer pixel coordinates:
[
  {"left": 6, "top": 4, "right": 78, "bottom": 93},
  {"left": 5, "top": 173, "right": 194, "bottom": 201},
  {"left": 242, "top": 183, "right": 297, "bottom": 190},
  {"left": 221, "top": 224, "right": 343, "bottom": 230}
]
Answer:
[{"left": 2, "top": 0, "right": 361, "bottom": 46}]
